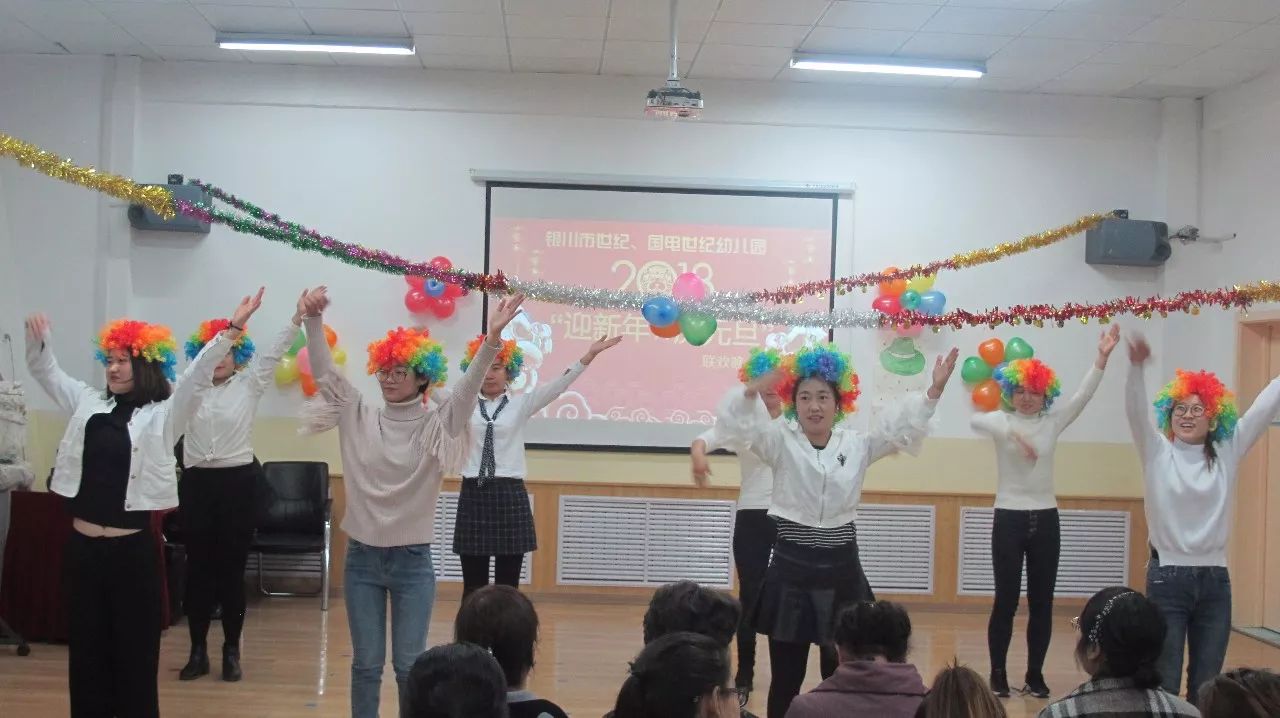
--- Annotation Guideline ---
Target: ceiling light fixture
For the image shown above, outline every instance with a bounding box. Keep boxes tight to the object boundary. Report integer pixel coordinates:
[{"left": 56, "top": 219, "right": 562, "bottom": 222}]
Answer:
[
  {"left": 216, "top": 33, "right": 415, "bottom": 55},
  {"left": 790, "top": 53, "right": 985, "bottom": 79}
]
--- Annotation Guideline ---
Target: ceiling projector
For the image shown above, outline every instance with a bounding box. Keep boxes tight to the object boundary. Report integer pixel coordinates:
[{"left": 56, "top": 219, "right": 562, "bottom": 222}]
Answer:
[{"left": 646, "top": 79, "right": 703, "bottom": 120}]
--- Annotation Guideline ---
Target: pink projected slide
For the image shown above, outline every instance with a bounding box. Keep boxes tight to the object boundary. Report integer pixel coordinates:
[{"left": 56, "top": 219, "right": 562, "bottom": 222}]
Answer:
[{"left": 489, "top": 218, "right": 832, "bottom": 430}]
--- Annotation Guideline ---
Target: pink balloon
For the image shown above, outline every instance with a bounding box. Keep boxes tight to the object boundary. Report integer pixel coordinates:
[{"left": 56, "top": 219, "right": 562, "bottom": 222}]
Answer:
[
  {"left": 672, "top": 272, "right": 706, "bottom": 301},
  {"left": 404, "top": 275, "right": 425, "bottom": 289},
  {"left": 405, "top": 289, "right": 432, "bottom": 314},
  {"left": 895, "top": 323, "right": 924, "bottom": 338},
  {"left": 430, "top": 297, "right": 456, "bottom": 319},
  {"left": 872, "top": 294, "right": 902, "bottom": 315},
  {"left": 296, "top": 347, "right": 312, "bottom": 377}
]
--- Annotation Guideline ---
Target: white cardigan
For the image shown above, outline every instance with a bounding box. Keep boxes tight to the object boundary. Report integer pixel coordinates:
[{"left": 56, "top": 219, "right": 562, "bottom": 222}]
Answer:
[{"left": 27, "top": 330, "right": 232, "bottom": 512}]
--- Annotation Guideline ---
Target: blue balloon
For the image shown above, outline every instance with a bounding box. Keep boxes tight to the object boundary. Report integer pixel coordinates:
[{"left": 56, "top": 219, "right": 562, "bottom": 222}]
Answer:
[
  {"left": 918, "top": 290, "right": 947, "bottom": 316},
  {"left": 642, "top": 297, "right": 680, "bottom": 327},
  {"left": 424, "top": 279, "right": 446, "bottom": 298}
]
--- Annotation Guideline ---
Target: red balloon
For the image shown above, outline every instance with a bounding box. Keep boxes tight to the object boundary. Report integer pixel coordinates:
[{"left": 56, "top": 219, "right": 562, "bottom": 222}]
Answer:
[
  {"left": 300, "top": 374, "right": 318, "bottom": 397},
  {"left": 443, "top": 283, "right": 465, "bottom": 299},
  {"left": 404, "top": 275, "right": 425, "bottom": 289},
  {"left": 430, "top": 297, "right": 456, "bottom": 319},
  {"left": 429, "top": 256, "right": 453, "bottom": 272},
  {"left": 872, "top": 295, "right": 902, "bottom": 315},
  {"left": 650, "top": 322, "right": 681, "bottom": 338},
  {"left": 405, "top": 289, "right": 433, "bottom": 314}
]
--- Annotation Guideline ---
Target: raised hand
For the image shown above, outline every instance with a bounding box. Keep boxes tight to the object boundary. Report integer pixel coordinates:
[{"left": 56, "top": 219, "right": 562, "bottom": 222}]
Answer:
[
  {"left": 1097, "top": 324, "right": 1121, "bottom": 368},
  {"left": 300, "top": 286, "right": 330, "bottom": 318},
  {"left": 24, "top": 313, "right": 51, "bottom": 344},
  {"left": 582, "top": 335, "right": 623, "bottom": 365},
  {"left": 745, "top": 368, "right": 785, "bottom": 398},
  {"left": 487, "top": 293, "right": 526, "bottom": 340},
  {"left": 230, "top": 287, "right": 265, "bottom": 331},
  {"left": 928, "top": 348, "right": 960, "bottom": 400},
  {"left": 1127, "top": 332, "right": 1151, "bottom": 366}
]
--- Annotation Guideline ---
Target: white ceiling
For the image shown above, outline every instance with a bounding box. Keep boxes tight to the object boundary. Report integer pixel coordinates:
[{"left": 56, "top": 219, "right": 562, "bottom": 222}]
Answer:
[{"left": 3, "top": 0, "right": 1280, "bottom": 99}]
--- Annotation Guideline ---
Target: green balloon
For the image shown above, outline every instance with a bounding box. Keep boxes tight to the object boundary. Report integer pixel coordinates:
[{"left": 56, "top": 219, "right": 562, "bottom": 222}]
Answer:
[
  {"left": 899, "top": 289, "right": 921, "bottom": 311},
  {"left": 679, "top": 312, "right": 718, "bottom": 347},
  {"left": 961, "top": 356, "right": 992, "bottom": 385},
  {"left": 880, "top": 338, "right": 925, "bottom": 376},
  {"left": 286, "top": 329, "right": 306, "bottom": 357},
  {"left": 1004, "top": 337, "right": 1035, "bottom": 361}
]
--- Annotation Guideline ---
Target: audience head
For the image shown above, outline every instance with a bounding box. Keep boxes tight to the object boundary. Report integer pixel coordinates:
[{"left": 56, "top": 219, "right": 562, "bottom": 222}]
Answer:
[
  {"left": 454, "top": 585, "right": 539, "bottom": 689},
  {"left": 613, "top": 632, "right": 738, "bottom": 718},
  {"left": 406, "top": 643, "right": 508, "bottom": 718},
  {"left": 835, "top": 600, "right": 912, "bottom": 663},
  {"left": 1072, "top": 586, "right": 1165, "bottom": 689},
  {"left": 914, "top": 662, "right": 1008, "bottom": 718},
  {"left": 642, "top": 581, "right": 741, "bottom": 648},
  {"left": 1198, "top": 668, "right": 1280, "bottom": 718}
]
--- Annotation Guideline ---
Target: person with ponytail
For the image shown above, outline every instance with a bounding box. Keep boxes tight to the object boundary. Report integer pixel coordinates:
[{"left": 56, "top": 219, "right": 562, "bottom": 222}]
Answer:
[
  {"left": 1198, "top": 668, "right": 1280, "bottom": 718},
  {"left": 612, "top": 632, "right": 741, "bottom": 718},
  {"left": 786, "top": 601, "right": 927, "bottom": 718},
  {"left": 177, "top": 300, "right": 304, "bottom": 683},
  {"left": 690, "top": 347, "right": 785, "bottom": 697},
  {"left": 1126, "top": 332, "right": 1280, "bottom": 703},
  {"left": 24, "top": 289, "right": 262, "bottom": 718},
  {"left": 298, "top": 286, "right": 526, "bottom": 718},
  {"left": 719, "top": 343, "right": 959, "bottom": 718},
  {"left": 448, "top": 331, "right": 620, "bottom": 598},
  {"left": 972, "top": 326, "right": 1121, "bottom": 699},
  {"left": 453, "top": 584, "right": 568, "bottom": 718},
  {"left": 1039, "top": 587, "right": 1199, "bottom": 717}
]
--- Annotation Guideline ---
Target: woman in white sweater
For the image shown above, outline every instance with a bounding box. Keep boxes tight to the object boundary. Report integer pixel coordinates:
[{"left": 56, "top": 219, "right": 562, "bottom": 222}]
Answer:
[
  {"left": 970, "top": 325, "right": 1120, "bottom": 699},
  {"left": 177, "top": 306, "right": 302, "bottom": 683},
  {"left": 298, "top": 286, "right": 524, "bottom": 718},
  {"left": 1125, "top": 332, "right": 1280, "bottom": 704},
  {"left": 718, "top": 343, "right": 958, "bottom": 718},
  {"left": 24, "top": 289, "right": 260, "bottom": 718}
]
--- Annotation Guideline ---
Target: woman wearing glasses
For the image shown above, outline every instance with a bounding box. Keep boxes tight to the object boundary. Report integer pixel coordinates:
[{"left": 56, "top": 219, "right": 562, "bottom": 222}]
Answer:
[
  {"left": 1125, "top": 332, "right": 1280, "bottom": 704},
  {"left": 297, "top": 286, "right": 525, "bottom": 718}
]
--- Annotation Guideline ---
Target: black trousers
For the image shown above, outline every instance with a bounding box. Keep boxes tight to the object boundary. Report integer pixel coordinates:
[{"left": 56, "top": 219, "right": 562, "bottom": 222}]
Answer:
[
  {"left": 765, "top": 639, "right": 838, "bottom": 718},
  {"left": 988, "top": 508, "right": 1060, "bottom": 681},
  {"left": 66, "top": 530, "right": 162, "bottom": 718},
  {"left": 459, "top": 554, "right": 524, "bottom": 600},
  {"left": 732, "top": 509, "right": 776, "bottom": 688},
  {"left": 179, "top": 463, "right": 261, "bottom": 648}
]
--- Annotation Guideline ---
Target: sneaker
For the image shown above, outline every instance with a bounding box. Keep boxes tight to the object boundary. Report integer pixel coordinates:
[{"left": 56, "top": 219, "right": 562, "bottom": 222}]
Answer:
[
  {"left": 1022, "top": 674, "right": 1051, "bottom": 699},
  {"left": 990, "top": 669, "right": 1010, "bottom": 698}
]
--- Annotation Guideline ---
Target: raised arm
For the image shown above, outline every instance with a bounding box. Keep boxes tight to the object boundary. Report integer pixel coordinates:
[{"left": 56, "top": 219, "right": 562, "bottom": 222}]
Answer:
[
  {"left": 247, "top": 294, "right": 305, "bottom": 392},
  {"left": 167, "top": 288, "right": 261, "bottom": 444},
  {"left": 716, "top": 378, "right": 785, "bottom": 466},
  {"left": 434, "top": 294, "right": 526, "bottom": 437},
  {"left": 24, "top": 314, "right": 93, "bottom": 413},
  {"left": 523, "top": 335, "right": 621, "bottom": 417},
  {"left": 1052, "top": 325, "right": 1119, "bottom": 434},
  {"left": 869, "top": 349, "right": 957, "bottom": 463},
  {"left": 1232, "top": 372, "right": 1280, "bottom": 455},
  {"left": 1124, "top": 333, "right": 1161, "bottom": 463}
]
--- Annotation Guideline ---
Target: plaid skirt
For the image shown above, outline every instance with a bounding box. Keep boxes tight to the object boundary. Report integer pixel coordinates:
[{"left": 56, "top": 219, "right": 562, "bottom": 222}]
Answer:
[
  {"left": 452, "top": 477, "right": 537, "bottom": 556},
  {"left": 749, "top": 538, "right": 875, "bottom": 645}
]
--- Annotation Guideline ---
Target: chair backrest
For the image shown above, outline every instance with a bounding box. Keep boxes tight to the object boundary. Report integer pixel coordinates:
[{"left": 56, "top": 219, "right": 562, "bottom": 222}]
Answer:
[{"left": 258, "top": 461, "right": 330, "bottom": 536}]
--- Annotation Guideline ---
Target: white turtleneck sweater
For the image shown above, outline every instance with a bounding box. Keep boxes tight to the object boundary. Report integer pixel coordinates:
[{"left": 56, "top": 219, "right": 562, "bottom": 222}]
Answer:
[
  {"left": 302, "top": 316, "right": 498, "bottom": 547},
  {"left": 970, "top": 366, "right": 1104, "bottom": 511},
  {"left": 1126, "top": 362, "right": 1280, "bottom": 566}
]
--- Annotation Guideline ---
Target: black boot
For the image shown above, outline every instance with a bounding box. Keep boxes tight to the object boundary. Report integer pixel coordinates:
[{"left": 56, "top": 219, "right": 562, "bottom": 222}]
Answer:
[
  {"left": 1022, "top": 672, "right": 1050, "bottom": 699},
  {"left": 179, "top": 643, "right": 210, "bottom": 681},
  {"left": 990, "top": 668, "right": 1010, "bottom": 698},
  {"left": 222, "top": 643, "right": 242, "bottom": 682}
]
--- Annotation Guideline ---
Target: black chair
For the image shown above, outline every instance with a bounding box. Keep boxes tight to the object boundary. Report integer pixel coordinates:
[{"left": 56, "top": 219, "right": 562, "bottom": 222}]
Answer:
[{"left": 252, "top": 462, "right": 331, "bottom": 611}]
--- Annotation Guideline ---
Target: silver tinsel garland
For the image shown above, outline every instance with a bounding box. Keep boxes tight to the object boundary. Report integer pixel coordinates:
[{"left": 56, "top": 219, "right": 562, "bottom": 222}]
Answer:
[{"left": 504, "top": 277, "right": 884, "bottom": 329}]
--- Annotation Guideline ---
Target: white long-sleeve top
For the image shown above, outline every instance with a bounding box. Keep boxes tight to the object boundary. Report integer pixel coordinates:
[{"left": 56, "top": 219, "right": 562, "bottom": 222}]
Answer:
[
  {"left": 434, "top": 362, "right": 587, "bottom": 480},
  {"left": 183, "top": 321, "right": 298, "bottom": 469},
  {"left": 1125, "top": 362, "right": 1280, "bottom": 566},
  {"left": 300, "top": 315, "right": 498, "bottom": 547},
  {"left": 26, "top": 329, "right": 232, "bottom": 511},
  {"left": 970, "top": 365, "right": 1104, "bottom": 511},
  {"left": 718, "top": 389, "right": 938, "bottom": 528},
  {"left": 696, "top": 387, "right": 777, "bottom": 510}
]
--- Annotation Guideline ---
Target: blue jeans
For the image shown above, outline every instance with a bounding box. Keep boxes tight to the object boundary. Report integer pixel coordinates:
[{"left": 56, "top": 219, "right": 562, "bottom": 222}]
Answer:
[
  {"left": 1146, "top": 559, "right": 1232, "bottom": 704},
  {"left": 345, "top": 539, "right": 437, "bottom": 718}
]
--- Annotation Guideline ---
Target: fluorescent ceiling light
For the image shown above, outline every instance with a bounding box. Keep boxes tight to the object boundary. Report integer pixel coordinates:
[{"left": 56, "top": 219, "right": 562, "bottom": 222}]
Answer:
[
  {"left": 216, "top": 33, "right": 414, "bottom": 55},
  {"left": 790, "top": 53, "right": 984, "bottom": 79}
]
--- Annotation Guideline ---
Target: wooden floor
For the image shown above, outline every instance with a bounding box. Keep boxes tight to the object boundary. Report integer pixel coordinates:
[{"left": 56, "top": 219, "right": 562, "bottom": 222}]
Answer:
[{"left": 4, "top": 596, "right": 1280, "bottom": 717}]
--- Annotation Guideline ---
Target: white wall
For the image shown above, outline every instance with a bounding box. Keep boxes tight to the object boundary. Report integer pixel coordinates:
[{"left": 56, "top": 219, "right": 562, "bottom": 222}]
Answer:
[{"left": 3, "top": 55, "right": 1171, "bottom": 441}]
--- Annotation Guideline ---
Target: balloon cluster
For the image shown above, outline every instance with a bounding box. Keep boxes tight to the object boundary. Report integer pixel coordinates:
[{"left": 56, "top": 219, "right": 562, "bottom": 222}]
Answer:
[
  {"left": 960, "top": 337, "right": 1035, "bottom": 411},
  {"left": 404, "top": 256, "right": 468, "bottom": 319},
  {"left": 871, "top": 268, "right": 946, "bottom": 337},
  {"left": 640, "top": 272, "right": 719, "bottom": 347},
  {"left": 275, "top": 324, "right": 347, "bottom": 397}
]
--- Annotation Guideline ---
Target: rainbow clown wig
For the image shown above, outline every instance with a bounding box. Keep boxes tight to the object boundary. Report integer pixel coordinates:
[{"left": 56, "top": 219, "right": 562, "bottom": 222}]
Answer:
[
  {"left": 185, "top": 318, "right": 255, "bottom": 366},
  {"left": 459, "top": 335, "right": 524, "bottom": 382},
  {"left": 776, "top": 343, "right": 860, "bottom": 423},
  {"left": 1153, "top": 369, "right": 1239, "bottom": 443},
  {"left": 738, "top": 347, "right": 783, "bottom": 385},
  {"left": 993, "top": 358, "right": 1062, "bottom": 412},
  {"left": 95, "top": 319, "right": 179, "bottom": 382},
  {"left": 366, "top": 327, "right": 448, "bottom": 387}
]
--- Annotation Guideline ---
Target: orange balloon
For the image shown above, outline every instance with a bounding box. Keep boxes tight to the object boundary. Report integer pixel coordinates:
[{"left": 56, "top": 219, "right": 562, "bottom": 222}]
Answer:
[
  {"left": 300, "top": 374, "right": 318, "bottom": 397},
  {"left": 972, "top": 379, "right": 1001, "bottom": 412},
  {"left": 877, "top": 266, "right": 907, "bottom": 297},
  {"left": 650, "top": 322, "right": 681, "bottom": 338},
  {"left": 978, "top": 338, "right": 1005, "bottom": 366},
  {"left": 324, "top": 324, "right": 338, "bottom": 348}
]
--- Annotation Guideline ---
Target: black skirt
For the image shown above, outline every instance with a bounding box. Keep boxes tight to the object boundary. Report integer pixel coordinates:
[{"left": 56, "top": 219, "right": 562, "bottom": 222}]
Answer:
[
  {"left": 452, "top": 477, "right": 537, "bottom": 556},
  {"left": 749, "top": 538, "right": 875, "bottom": 645}
]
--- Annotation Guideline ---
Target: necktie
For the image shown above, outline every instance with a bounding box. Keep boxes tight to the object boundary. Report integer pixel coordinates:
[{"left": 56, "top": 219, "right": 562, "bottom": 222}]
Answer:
[{"left": 477, "top": 395, "right": 509, "bottom": 485}]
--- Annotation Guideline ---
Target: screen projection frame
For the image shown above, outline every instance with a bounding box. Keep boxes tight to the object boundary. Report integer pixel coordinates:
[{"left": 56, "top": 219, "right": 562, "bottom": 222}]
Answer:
[{"left": 482, "top": 178, "right": 840, "bottom": 454}]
